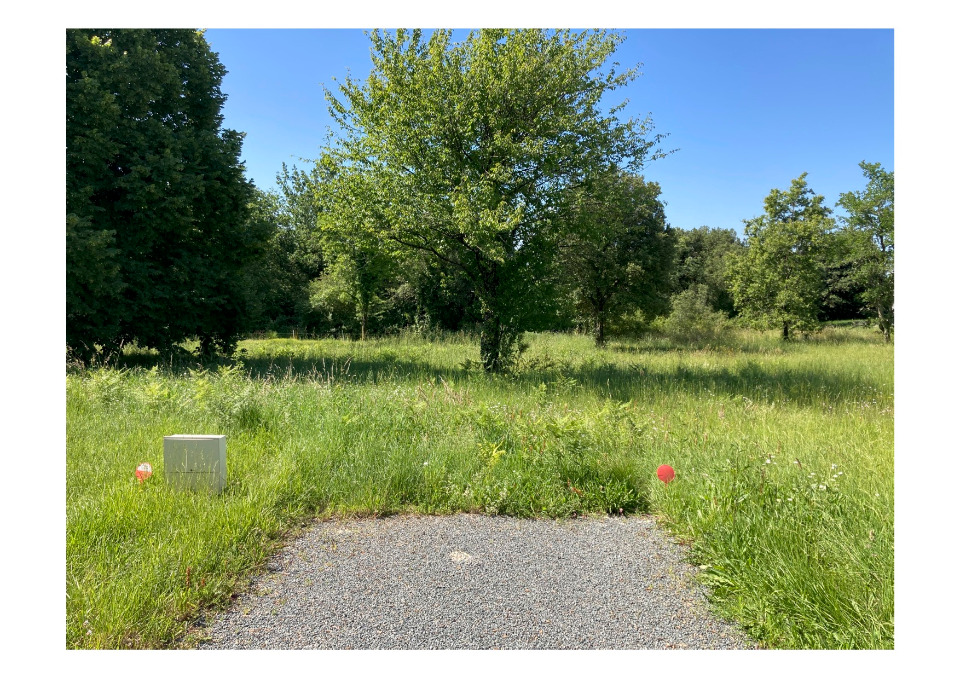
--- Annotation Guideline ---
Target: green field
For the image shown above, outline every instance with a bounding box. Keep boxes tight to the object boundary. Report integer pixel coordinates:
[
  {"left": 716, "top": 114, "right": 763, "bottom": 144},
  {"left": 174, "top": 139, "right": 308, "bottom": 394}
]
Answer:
[{"left": 66, "top": 328, "right": 893, "bottom": 649}]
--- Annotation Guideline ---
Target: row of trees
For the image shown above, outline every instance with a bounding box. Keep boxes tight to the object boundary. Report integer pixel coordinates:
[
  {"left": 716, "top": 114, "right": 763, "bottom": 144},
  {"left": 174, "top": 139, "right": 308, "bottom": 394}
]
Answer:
[
  {"left": 254, "top": 163, "right": 891, "bottom": 348},
  {"left": 729, "top": 165, "right": 894, "bottom": 341},
  {"left": 66, "top": 28, "right": 893, "bottom": 371}
]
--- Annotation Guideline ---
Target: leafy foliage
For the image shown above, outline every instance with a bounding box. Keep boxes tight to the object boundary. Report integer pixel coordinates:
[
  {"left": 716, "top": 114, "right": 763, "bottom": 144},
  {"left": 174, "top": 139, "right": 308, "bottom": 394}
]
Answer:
[
  {"left": 662, "top": 285, "right": 731, "bottom": 345},
  {"left": 320, "top": 29, "right": 666, "bottom": 370},
  {"left": 672, "top": 226, "right": 743, "bottom": 316},
  {"left": 236, "top": 188, "right": 321, "bottom": 333},
  {"left": 836, "top": 162, "right": 894, "bottom": 341},
  {"left": 560, "top": 172, "right": 675, "bottom": 346},
  {"left": 729, "top": 174, "right": 835, "bottom": 339},
  {"left": 66, "top": 29, "right": 261, "bottom": 359},
  {"left": 311, "top": 164, "right": 402, "bottom": 340}
]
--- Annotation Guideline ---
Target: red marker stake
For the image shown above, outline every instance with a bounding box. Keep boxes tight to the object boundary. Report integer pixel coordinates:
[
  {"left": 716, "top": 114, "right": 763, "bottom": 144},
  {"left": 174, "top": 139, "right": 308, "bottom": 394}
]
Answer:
[
  {"left": 135, "top": 462, "right": 153, "bottom": 484},
  {"left": 657, "top": 464, "right": 675, "bottom": 484}
]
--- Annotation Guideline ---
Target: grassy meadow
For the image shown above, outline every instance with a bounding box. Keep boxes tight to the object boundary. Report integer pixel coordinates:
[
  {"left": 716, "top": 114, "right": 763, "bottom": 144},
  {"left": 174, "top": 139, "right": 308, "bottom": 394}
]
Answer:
[{"left": 66, "top": 328, "right": 893, "bottom": 649}]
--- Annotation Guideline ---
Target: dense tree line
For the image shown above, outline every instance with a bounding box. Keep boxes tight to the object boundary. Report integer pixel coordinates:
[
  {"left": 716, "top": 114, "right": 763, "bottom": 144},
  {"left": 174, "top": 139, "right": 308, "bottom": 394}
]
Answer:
[
  {"left": 729, "top": 167, "right": 893, "bottom": 341},
  {"left": 66, "top": 28, "right": 893, "bottom": 367},
  {"left": 238, "top": 162, "right": 891, "bottom": 351}
]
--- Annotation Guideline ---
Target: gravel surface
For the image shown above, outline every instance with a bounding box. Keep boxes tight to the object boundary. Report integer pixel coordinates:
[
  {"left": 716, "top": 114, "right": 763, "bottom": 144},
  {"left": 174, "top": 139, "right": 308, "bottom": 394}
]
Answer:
[{"left": 196, "top": 514, "right": 757, "bottom": 650}]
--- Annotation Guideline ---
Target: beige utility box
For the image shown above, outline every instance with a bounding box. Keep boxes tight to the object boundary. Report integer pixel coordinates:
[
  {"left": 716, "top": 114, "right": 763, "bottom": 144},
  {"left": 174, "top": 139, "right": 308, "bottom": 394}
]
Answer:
[{"left": 163, "top": 434, "right": 226, "bottom": 493}]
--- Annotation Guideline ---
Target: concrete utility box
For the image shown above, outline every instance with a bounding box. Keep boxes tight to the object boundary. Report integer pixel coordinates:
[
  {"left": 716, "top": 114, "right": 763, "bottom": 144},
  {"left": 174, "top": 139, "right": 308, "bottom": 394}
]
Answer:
[{"left": 163, "top": 435, "right": 226, "bottom": 493}]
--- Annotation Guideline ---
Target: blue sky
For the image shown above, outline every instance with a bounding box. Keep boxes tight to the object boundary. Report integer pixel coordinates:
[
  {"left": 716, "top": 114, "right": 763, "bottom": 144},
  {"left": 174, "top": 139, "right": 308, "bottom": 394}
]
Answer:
[{"left": 203, "top": 28, "right": 893, "bottom": 235}]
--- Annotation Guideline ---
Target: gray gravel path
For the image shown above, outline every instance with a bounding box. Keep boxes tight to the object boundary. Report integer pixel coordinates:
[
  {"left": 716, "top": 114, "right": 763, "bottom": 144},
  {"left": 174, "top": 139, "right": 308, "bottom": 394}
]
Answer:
[{"left": 196, "top": 514, "right": 757, "bottom": 650}]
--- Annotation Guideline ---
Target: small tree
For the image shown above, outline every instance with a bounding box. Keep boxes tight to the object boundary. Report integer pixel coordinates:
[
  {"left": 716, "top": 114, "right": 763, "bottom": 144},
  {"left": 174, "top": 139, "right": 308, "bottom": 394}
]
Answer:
[
  {"left": 836, "top": 162, "right": 894, "bottom": 341},
  {"left": 663, "top": 285, "right": 730, "bottom": 345},
  {"left": 729, "top": 174, "right": 834, "bottom": 340},
  {"left": 276, "top": 163, "right": 326, "bottom": 283},
  {"left": 560, "top": 172, "right": 674, "bottom": 347},
  {"left": 312, "top": 161, "right": 402, "bottom": 341},
  {"left": 308, "top": 247, "right": 398, "bottom": 340}
]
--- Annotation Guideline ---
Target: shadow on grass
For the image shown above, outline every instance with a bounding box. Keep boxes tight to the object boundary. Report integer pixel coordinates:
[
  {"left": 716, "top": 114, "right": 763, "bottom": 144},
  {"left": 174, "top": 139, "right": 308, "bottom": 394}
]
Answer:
[
  {"left": 539, "top": 360, "right": 882, "bottom": 407},
  {"left": 608, "top": 341, "right": 782, "bottom": 356},
  {"left": 110, "top": 341, "right": 883, "bottom": 409},
  {"left": 113, "top": 348, "right": 463, "bottom": 384},
  {"left": 608, "top": 332, "right": 885, "bottom": 356}
]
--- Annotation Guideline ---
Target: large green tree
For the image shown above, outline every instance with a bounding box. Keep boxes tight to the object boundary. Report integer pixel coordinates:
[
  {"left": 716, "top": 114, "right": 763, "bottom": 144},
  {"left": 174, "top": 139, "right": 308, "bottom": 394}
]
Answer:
[
  {"left": 560, "top": 172, "right": 674, "bottom": 347},
  {"left": 729, "top": 174, "right": 834, "bottom": 340},
  {"left": 836, "top": 162, "right": 894, "bottom": 341},
  {"left": 321, "top": 29, "right": 665, "bottom": 371},
  {"left": 66, "top": 29, "right": 259, "bottom": 359}
]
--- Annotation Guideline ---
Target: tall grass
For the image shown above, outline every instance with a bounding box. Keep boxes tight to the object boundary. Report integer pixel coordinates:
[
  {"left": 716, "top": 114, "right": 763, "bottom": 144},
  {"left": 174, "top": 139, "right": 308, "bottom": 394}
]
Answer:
[{"left": 66, "top": 328, "right": 892, "bottom": 649}]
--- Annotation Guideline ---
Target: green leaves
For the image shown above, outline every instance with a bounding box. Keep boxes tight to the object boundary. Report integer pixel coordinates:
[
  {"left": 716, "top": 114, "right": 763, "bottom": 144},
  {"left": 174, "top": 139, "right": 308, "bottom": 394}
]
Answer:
[
  {"left": 319, "top": 29, "right": 664, "bottom": 369},
  {"left": 560, "top": 171, "right": 675, "bottom": 346},
  {"left": 729, "top": 175, "right": 835, "bottom": 339},
  {"left": 836, "top": 162, "right": 894, "bottom": 341},
  {"left": 673, "top": 226, "right": 743, "bottom": 316},
  {"left": 67, "top": 29, "right": 258, "bottom": 358}
]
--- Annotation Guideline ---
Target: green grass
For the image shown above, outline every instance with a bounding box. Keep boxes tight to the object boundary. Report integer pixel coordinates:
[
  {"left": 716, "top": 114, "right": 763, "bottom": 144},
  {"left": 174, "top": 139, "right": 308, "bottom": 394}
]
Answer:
[{"left": 66, "top": 328, "right": 893, "bottom": 649}]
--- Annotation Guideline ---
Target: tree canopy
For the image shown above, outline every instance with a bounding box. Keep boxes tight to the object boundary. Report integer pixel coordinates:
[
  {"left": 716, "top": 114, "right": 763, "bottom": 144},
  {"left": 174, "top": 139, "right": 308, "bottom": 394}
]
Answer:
[
  {"left": 836, "top": 162, "right": 894, "bottom": 341},
  {"left": 672, "top": 226, "right": 742, "bottom": 317},
  {"left": 320, "top": 28, "right": 666, "bottom": 370},
  {"left": 66, "top": 29, "right": 261, "bottom": 359},
  {"left": 729, "top": 174, "right": 835, "bottom": 339},
  {"left": 65, "top": 29, "right": 889, "bottom": 358},
  {"left": 560, "top": 171, "right": 674, "bottom": 346}
]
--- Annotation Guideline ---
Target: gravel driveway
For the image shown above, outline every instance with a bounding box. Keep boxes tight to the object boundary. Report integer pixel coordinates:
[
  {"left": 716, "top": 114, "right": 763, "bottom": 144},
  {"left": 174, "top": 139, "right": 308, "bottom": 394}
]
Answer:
[{"left": 196, "top": 513, "right": 757, "bottom": 650}]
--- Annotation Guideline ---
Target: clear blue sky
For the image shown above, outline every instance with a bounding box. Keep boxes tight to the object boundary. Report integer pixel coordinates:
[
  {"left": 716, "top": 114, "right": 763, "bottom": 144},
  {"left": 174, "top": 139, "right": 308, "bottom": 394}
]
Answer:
[{"left": 204, "top": 28, "right": 892, "bottom": 235}]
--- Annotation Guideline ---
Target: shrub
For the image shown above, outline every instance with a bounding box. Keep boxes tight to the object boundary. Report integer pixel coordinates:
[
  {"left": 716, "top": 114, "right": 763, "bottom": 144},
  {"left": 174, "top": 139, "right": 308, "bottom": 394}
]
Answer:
[{"left": 663, "top": 285, "right": 731, "bottom": 345}]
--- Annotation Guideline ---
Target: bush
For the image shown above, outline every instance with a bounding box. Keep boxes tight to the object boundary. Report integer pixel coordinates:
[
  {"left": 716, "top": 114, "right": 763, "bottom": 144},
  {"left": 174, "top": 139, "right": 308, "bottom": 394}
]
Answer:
[
  {"left": 663, "top": 285, "right": 731, "bottom": 345},
  {"left": 604, "top": 308, "right": 659, "bottom": 339}
]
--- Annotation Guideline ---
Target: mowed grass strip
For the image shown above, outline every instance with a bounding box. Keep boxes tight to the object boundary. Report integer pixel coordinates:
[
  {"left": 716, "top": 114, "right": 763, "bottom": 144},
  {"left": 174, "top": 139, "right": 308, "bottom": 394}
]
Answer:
[{"left": 66, "top": 329, "right": 893, "bottom": 649}]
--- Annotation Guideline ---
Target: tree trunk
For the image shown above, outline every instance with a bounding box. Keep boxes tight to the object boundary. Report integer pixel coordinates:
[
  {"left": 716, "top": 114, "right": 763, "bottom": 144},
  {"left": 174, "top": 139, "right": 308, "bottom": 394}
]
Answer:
[
  {"left": 479, "top": 311, "right": 503, "bottom": 373},
  {"left": 594, "top": 314, "right": 606, "bottom": 348},
  {"left": 478, "top": 265, "right": 503, "bottom": 372},
  {"left": 782, "top": 321, "right": 790, "bottom": 341},
  {"left": 877, "top": 305, "right": 891, "bottom": 343},
  {"left": 360, "top": 296, "right": 369, "bottom": 341}
]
